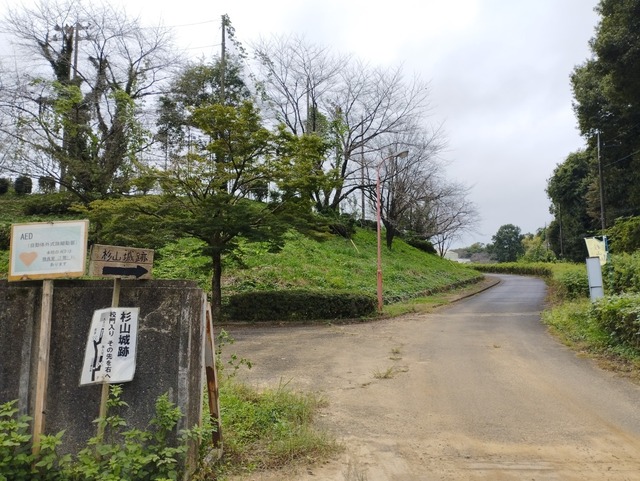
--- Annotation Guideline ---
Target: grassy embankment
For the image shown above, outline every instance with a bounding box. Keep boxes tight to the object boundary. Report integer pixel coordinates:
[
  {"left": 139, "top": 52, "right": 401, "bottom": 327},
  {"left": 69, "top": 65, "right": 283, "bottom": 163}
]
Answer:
[
  {"left": 543, "top": 264, "right": 640, "bottom": 381},
  {"left": 0, "top": 194, "right": 483, "bottom": 313}
]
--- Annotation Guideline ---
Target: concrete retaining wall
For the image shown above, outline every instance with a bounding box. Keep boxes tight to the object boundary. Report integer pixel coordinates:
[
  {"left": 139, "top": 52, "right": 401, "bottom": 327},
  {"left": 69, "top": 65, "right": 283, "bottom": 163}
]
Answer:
[{"left": 0, "top": 279, "right": 205, "bottom": 458}]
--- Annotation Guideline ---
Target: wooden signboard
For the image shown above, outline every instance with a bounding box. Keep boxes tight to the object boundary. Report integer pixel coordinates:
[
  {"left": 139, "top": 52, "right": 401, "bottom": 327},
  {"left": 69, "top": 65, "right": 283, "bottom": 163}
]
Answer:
[{"left": 89, "top": 244, "right": 154, "bottom": 279}]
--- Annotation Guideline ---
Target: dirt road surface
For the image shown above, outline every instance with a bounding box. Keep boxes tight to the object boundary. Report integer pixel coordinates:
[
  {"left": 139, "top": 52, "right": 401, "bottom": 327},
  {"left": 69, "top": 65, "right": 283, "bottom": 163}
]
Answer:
[{"left": 223, "top": 275, "right": 640, "bottom": 480}]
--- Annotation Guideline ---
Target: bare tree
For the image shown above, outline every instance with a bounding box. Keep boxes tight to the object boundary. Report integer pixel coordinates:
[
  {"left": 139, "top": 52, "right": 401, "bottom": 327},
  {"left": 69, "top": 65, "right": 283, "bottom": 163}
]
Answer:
[
  {"left": 412, "top": 182, "right": 479, "bottom": 257},
  {"left": 0, "top": 0, "right": 181, "bottom": 201},
  {"left": 253, "top": 34, "right": 348, "bottom": 136},
  {"left": 252, "top": 35, "right": 433, "bottom": 214},
  {"left": 361, "top": 126, "right": 446, "bottom": 248}
]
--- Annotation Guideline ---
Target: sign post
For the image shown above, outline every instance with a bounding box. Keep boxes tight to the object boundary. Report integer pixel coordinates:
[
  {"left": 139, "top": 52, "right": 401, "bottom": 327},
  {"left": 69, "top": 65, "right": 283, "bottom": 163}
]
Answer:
[
  {"left": 8, "top": 220, "right": 89, "bottom": 454},
  {"left": 205, "top": 304, "right": 222, "bottom": 450},
  {"left": 86, "top": 244, "right": 152, "bottom": 438}
]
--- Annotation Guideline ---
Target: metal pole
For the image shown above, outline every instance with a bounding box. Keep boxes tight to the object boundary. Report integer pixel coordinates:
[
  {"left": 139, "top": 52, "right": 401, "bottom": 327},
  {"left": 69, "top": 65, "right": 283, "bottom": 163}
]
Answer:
[
  {"left": 597, "top": 131, "right": 606, "bottom": 232},
  {"left": 376, "top": 162, "right": 383, "bottom": 312}
]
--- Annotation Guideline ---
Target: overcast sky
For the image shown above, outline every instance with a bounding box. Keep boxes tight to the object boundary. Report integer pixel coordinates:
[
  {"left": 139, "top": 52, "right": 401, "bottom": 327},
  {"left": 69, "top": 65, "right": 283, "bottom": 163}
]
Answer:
[{"left": 4, "top": 0, "right": 601, "bottom": 247}]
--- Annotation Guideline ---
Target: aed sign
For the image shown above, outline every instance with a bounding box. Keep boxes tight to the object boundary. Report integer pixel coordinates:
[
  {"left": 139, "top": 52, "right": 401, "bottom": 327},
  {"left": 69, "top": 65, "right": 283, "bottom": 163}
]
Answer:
[
  {"left": 8, "top": 220, "right": 89, "bottom": 281},
  {"left": 80, "top": 308, "right": 139, "bottom": 385}
]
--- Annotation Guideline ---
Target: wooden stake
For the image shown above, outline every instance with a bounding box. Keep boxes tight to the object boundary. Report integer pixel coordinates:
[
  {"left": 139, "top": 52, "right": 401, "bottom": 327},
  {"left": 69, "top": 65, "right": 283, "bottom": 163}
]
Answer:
[
  {"left": 97, "top": 278, "right": 121, "bottom": 439},
  {"left": 32, "top": 279, "right": 54, "bottom": 456},
  {"left": 205, "top": 303, "right": 222, "bottom": 448}
]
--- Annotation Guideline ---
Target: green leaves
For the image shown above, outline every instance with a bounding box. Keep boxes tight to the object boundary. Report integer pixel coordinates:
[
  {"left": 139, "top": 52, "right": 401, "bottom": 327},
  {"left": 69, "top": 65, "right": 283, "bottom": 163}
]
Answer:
[
  {"left": 0, "top": 387, "right": 208, "bottom": 481},
  {"left": 590, "top": 293, "right": 640, "bottom": 350},
  {"left": 0, "top": 400, "right": 67, "bottom": 480}
]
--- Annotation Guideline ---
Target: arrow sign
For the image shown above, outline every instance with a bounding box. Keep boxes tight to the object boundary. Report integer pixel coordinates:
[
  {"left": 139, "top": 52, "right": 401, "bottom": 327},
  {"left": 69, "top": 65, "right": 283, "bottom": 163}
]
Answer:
[
  {"left": 89, "top": 244, "right": 154, "bottom": 280},
  {"left": 102, "top": 265, "right": 149, "bottom": 278}
]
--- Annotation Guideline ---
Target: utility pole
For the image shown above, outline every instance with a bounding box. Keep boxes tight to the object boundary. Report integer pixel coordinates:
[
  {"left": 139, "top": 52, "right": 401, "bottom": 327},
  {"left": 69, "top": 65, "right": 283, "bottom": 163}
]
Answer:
[
  {"left": 220, "top": 15, "right": 226, "bottom": 104},
  {"left": 360, "top": 119, "right": 365, "bottom": 222},
  {"left": 597, "top": 131, "right": 606, "bottom": 232}
]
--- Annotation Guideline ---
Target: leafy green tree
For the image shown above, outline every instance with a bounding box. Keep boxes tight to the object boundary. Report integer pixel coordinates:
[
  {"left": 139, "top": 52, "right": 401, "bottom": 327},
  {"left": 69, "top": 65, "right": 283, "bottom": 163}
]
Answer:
[
  {"left": 156, "top": 55, "right": 252, "bottom": 164},
  {"left": 570, "top": 0, "right": 640, "bottom": 227},
  {"left": 546, "top": 150, "right": 593, "bottom": 261},
  {"left": 158, "top": 100, "right": 327, "bottom": 318},
  {"left": 521, "top": 229, "right": 556, "bottom": 263},
  {"left": 606, "top": 216, "right": 640, "bottom": 254},
  {"left": 489, "top": 224, "right": 525, "bottom": 263}
]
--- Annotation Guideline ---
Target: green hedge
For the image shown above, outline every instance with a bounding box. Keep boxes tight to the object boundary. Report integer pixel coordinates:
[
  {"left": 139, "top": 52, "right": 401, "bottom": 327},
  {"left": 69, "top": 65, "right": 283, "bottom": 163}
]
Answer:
[
  {"left": 470, "top": 262, "right": 553, "bottom": 278},
  {"left": 590, "top": 294, "right": 640, "bottom": 350},
  {"left": 554, "top": 270, "right": 590, "bottom": 299},
  {"left": 22, "top": 193, "right": 80, "bottom": 216},
  {"left": 225, "top": 290, "right": 376, "bottom": 322},
  {"left": 608, "top": 252, "right": 640, "bottom": 294}
]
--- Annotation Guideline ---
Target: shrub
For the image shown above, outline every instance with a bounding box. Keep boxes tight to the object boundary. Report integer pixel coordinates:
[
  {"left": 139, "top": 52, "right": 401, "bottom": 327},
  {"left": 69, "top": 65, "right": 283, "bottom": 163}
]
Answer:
[
  {"left": 38, "top": 176, "right": 57, "bottom": 194},
  {"left": 326, "top": 213, "right": 357, "bottom": 239},
  {"left": 607, "top": 216, "right": 640, "bottom": 254},
  {"left": 470, "top": 262, "right": 553, "bottom": 278},
  {"left": 22, "top": 192, "right": 79, "bottom": 216},
  {"left": 0, "top": 178, "right": 10, "bottom": 195},
  {"left": 0, "top": 400, "right": 70, "bottom": 480},
  {"left": 590, "top": 294, "right": 640, "bottom": 350},
  {"left": 0, "top": 223, "right": 9, "bottom": 250},
  {"left": 405, "top": 237, "right": 437, "bottom": 254},
  {"left": 555, "top": 270, "right": 590, "bottom": 299},
  {"left": 608, "top": 253, "right": 640, "bottom": 294},
  {"left": 225, "top": 290, "right": 376, "bottom": 321},
  {"left": 13, "top": 176, "right": 32, "bottom": 195},
  {"left": 0, "top": 386, "right": 206, "bottom": 481}
]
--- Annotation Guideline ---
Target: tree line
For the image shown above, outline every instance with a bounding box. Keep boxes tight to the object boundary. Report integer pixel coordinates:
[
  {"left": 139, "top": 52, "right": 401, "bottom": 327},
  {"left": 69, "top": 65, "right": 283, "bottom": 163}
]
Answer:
[{"left": 547, "top": 0, "right": 640, "bottom": 262}]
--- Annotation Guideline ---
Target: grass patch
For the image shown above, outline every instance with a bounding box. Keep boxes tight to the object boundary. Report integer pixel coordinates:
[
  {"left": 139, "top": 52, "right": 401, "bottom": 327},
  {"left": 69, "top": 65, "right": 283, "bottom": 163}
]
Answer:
[
  {"left": 221, "top": 230, "right": 482, "bottom": 304},
  {"left": 372, "top": 367, "right": 396, "bottom": 379},
  {"left": 389, "top": 346, "right": 403, "bottom": 361},
  {"left": 198, "top": 380, "right": 339, "bottom": 479},
  {"left": 542, "top": 297, "right": 640, "bottom": 382}
]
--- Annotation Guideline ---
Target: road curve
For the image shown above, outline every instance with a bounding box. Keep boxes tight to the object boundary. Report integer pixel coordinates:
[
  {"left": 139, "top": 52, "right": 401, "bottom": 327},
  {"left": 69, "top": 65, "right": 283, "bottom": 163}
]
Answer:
[{"left": 226, "top": 274, "right": 640, "bottom": 480}]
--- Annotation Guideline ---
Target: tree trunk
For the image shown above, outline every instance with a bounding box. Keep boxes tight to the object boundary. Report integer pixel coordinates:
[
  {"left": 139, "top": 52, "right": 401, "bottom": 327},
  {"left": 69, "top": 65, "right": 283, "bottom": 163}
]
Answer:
[
  {"left": 383, "top": 218, "right": 396, "bottom": 249},
  {"left": 210, "top": 249, "right": 223, "bottom": 321}
]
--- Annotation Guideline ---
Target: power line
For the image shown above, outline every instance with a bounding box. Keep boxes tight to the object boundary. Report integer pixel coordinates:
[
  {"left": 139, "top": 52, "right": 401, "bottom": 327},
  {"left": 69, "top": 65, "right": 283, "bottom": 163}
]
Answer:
[
  {"left": 139, "top": 19, "right": 218, "bottom": 30},
  {"left": 603, "top": 148, "right": 640, "bottom": 168}
]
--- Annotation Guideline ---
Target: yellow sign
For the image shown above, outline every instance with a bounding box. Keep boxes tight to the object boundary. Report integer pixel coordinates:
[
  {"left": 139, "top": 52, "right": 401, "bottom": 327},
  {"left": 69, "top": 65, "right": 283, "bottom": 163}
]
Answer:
[
  {"left": 9, "top": 220, "right": 89, "bottom": 281},
  {"left": 584, "top": 237, "right": 608, "bottom": 265}
]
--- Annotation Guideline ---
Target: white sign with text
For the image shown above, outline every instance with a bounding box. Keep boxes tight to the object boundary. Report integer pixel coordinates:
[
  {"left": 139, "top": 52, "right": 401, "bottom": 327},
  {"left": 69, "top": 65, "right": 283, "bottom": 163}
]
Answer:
[
  {"left": 80, "top": 308, "right": 139, "bottom": 385},
  {"left": 9, "top": 220, "right": 88, "bottom": 281}
]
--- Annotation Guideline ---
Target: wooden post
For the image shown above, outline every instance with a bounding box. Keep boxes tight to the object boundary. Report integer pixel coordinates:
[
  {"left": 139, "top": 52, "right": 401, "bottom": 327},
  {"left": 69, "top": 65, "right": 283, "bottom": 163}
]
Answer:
[
  {"left": 32, "top": 279, "right": 54, "bottom": 456},
  {"left": 97, "top": 278, "right": 121, "bottom": 438},
  {"left": 205, "top": 303, "right": 222, "bottom": 448}
]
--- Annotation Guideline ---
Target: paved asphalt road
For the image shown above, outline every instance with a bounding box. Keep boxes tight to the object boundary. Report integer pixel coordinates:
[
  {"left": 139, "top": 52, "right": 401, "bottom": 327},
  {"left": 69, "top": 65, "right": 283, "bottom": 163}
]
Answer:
[{"left": 226, "top": 274, "right": 640, "bottom": 480}]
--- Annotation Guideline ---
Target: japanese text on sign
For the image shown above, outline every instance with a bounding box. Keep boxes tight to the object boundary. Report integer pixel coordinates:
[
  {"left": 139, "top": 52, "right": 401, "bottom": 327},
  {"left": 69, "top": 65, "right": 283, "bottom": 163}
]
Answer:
[
  {"left": 8, "top": 220, "right": 88, "bottom": 281},
  {"left": 89, "top": 244, "right": 154, "bottom": 279},
  {"left": 80, "top": 308, "right": 139, "bottom": 385}
]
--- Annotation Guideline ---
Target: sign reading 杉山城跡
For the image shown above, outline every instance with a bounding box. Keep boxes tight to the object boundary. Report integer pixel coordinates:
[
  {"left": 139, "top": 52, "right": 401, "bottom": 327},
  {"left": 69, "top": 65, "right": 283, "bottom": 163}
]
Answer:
[
  {"left": 8, "top": 220, "right": 88, "bottom": 281},
  {"left": 80, "top": 308, "right": 139, "bottom": 385}
]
